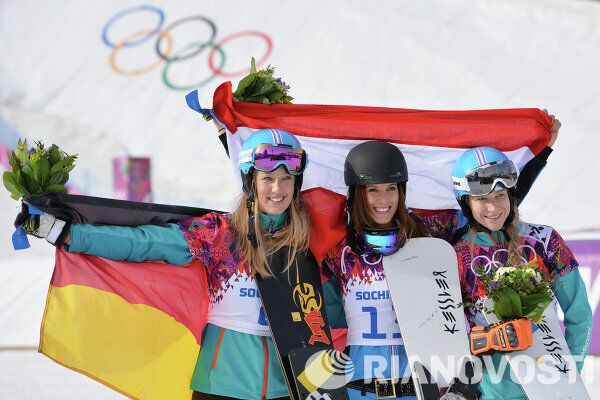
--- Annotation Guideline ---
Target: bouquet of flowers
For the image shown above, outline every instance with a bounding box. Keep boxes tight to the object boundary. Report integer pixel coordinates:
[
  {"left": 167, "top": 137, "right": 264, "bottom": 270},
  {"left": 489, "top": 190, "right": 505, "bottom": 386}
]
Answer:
[
  {"left": 475, "top": 259, "right": 554, "bottom": 324},
  {"left": 204, "top": 57, "right": 293, "bottom": 121},
  {"left": 3, "top": 139, "right": 77, "bottom": 232}
]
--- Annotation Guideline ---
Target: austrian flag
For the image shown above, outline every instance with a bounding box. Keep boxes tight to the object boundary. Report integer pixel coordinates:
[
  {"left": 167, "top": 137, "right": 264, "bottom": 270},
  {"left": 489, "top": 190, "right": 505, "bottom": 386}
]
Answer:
[{"left": 187, "top": 81, "right": 552, "bottom": 260}]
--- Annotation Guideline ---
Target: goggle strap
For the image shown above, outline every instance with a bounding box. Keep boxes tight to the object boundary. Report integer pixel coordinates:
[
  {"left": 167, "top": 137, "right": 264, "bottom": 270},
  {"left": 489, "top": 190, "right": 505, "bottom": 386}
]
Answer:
[
  {"left": 452, "top": 176, "right": 470, "bottom": 192},
  {"left": 239, "top": 149, "right": 254, "bottom": 165}
]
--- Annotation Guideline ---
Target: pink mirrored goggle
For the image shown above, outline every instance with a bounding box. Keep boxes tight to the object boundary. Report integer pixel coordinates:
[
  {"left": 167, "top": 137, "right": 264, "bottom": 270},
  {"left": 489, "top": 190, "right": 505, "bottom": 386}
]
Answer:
[{"left": 251, "top": 144, "right": 307, "bottom": 175}]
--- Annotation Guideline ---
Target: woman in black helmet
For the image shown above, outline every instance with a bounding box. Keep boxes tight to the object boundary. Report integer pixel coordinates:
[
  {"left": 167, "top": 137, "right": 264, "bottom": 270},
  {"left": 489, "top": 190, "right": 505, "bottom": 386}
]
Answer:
[
  {"left": 323, "top": 141, "right": 427, "bottom": 400},
  {"left": 323, "top": 127, "right": 558, "bottom": 399}
]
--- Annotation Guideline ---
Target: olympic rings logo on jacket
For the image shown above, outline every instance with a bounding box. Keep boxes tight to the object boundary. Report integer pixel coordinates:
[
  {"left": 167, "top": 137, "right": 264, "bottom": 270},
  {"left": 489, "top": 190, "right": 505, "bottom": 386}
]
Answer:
[
  {"left": 101, "top": 5, "right": 273, "bottom": 90},
  {"left": 469, "top": 244, "right": 539, "bottom": 276}
]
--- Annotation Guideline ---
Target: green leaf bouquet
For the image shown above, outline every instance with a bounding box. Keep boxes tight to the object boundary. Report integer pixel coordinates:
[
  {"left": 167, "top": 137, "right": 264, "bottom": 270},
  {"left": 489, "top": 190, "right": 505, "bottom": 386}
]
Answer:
[
  {"left": 204, "top": 57, "right": 293, "bottom": 121},
  {"left": 476, "top": 259, "right": 554, "bottom": 324},
  {"left": 3, "top": 139, "right": 77, "bottom": 232}
]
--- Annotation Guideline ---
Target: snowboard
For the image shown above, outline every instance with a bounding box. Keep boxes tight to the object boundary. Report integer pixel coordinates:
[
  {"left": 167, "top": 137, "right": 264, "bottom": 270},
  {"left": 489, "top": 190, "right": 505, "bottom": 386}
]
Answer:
[
  {"left": 482, "top": 298, "right": 591, "bottom": 399},
  {"left": 382, "top": 237, "right": 477, "bottom": 400},
  {"left": 257, "top": 249, "right": 349, "bottom": 400}
]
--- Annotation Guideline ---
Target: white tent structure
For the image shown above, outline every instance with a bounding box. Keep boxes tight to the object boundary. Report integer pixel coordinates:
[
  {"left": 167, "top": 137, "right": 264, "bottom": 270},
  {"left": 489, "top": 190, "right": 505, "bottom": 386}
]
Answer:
[{"left": 1, "top": 0, "right": 600, "bottom": 397}]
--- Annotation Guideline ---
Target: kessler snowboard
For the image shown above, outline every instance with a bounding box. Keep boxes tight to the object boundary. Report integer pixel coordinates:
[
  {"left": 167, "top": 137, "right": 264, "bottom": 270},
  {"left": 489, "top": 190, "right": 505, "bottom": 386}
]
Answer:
[
  {"left": 483, "top": 298, "right": 591, "bottom": 399},
  {"left": 382, "top": 237, "right": 479, "bottom": 400},
  {"left": 257, "top": 249, "right": 349, "bottom": 400}
]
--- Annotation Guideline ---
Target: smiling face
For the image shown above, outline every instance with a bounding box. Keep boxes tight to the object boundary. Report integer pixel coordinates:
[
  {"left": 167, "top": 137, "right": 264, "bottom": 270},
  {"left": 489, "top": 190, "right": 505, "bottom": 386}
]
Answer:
[
  {"left": 364, "top": 183, "right": 400, "bottom": 228},
  {"left": 467, "top": 188, "right": 511, "bottom": 231},
  {"left": 254, "top": 166, "right": 295, "bottom": 215}
]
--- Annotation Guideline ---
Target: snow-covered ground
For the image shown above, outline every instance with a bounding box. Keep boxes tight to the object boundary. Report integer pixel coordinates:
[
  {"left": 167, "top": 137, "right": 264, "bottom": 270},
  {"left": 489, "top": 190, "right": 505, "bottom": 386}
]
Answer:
[
  {"left": 1, "top": 350, "right": 599, "bottom": 399},
  {"left": 0, "top": 350, "right": 123, "bottom": 399}
]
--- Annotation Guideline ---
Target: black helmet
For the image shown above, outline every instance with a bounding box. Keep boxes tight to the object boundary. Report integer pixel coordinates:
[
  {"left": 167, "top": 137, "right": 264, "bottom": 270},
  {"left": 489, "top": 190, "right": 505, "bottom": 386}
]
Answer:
[
  {"left": 344, "top": 141, "right": 409, "bottom": 255},
  {"left": 344, "top": 141, "right": 408, "bottom": 186}
]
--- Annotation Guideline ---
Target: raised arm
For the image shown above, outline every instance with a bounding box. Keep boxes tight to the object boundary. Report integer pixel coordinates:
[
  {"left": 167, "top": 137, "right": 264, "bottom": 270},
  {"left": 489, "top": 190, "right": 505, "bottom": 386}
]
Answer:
[
  {"left": 514, "top": 110, "right": 560, "bottom": 204},
  {"left": 214, "top": 120, "right": 229, "bottom": 157}
]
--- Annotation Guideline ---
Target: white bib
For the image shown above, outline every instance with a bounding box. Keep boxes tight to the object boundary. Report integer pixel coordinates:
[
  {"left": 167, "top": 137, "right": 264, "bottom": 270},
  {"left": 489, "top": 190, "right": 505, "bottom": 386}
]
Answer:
[
  {"left": 208, "top": 274, "right": 271, "bottom": 336},
  {"left": 344, "top": 277, "right": 403, "bottom": 346}
]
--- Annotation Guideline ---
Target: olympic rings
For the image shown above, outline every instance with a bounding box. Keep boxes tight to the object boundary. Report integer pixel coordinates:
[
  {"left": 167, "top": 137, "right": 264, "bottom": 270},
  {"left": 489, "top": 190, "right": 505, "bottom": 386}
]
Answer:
[
  {"left": 102, "top": 5, "right": 165, "bottom": 48},
  {"left": 491, "top": 248, "right": 509, "bottom": 266},
  {"left": 470, "top": 255, "right": 500, "bottom": 277},
  {"left": 518, "top": 244, "right": 537, "bottom": 264},
  {"left": 162, "top": 43, "right": 226, "bottom": 91},
  {"left": 469, "top": 244, "right": 542, "bottom": 277},
  {"left": 155, "top": 16, "right": 217, "bottom": 62},
  {"left": 110, "top": 30, "right": 173, "bottom": 76},
  {"left": 101, "top": 7, "right": 273, "bottom": 90},
  {"left": 208, "top": 31, "right": 273, "bottom": 77}
]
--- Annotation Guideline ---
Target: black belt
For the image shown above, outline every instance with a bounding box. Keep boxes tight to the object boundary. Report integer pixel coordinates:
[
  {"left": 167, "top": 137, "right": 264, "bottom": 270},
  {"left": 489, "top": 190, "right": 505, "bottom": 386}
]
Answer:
[{"left": 347, "top": 378, "right": 417, "bottom": 398}]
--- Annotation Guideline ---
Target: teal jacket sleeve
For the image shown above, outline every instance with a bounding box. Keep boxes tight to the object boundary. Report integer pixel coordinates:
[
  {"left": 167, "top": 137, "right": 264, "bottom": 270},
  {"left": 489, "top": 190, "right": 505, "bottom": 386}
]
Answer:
[
  {"left": 67, "top": 223, "right": 193, "bottom": 266},
  {"left": 322, "top": 273, "right": 348, "bottom": 329},
  {"left": 552, "top": 269, "right": 593, "bottom": 371}
]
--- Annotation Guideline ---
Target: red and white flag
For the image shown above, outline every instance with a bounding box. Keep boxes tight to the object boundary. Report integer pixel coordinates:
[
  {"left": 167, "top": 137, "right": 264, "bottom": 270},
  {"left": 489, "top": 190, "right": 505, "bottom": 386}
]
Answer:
[{"left": 188, "top": 82, "right": 552, "bottom": 260}]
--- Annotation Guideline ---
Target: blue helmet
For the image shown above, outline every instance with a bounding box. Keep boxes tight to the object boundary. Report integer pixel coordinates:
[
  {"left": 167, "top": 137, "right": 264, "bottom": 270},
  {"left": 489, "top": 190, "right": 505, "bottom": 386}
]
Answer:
[
  {"left": 451, "top": 147, "right": 518, "bottom": 200},
  {"left": 451, "top": 146, "right": 520, "bottom": 232},
  {"left": 238, "top": 128, "right": 307, "bottom": 195}
]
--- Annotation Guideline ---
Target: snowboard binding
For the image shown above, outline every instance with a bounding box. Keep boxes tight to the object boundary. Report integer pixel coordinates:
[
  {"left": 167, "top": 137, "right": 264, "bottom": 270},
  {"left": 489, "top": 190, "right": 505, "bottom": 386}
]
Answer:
[
  {"left": 469, "top": 318, "right": 532, "bottom": 355},
  {"left": 439, "top": 360, "right": 480, "bottom": 400}
]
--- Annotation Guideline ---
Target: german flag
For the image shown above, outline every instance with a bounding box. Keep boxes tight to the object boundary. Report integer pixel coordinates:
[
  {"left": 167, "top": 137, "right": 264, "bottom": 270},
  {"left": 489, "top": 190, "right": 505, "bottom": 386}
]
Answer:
[
  {"left": 24, "top": 194, "right": 212, "bottom": 400},
  {"left": 40, "top": 250, "right": 208, "bottom": 400}
]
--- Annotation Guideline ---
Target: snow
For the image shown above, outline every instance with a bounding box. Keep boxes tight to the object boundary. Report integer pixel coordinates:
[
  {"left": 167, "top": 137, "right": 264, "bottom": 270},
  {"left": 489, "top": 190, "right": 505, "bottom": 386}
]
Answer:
[{"left": 0, "top": 351, "right": 124, "bottom": 399}]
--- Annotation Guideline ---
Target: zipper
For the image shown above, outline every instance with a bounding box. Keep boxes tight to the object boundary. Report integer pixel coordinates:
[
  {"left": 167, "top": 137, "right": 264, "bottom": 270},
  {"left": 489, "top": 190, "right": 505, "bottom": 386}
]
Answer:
[{"left": 211, "top": 328, "right": 226, "bottom": 369}]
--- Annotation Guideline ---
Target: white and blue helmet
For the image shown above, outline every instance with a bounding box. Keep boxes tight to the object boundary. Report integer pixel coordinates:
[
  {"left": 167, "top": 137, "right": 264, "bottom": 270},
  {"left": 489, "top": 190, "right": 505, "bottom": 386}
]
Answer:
[
  {"left": 451, "top": 147, "right": 518, "bottom": 200},
  {"left": 238, "top": 128, "right": 307, "bottom": 195}
]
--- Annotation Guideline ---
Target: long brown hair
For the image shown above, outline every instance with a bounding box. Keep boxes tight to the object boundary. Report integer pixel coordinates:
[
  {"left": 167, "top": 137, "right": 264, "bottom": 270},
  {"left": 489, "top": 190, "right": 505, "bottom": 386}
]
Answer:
[
  {"left": 351, "top": 183, "right": 429, "bottom": 243},
  {"left": 232, "top": 178, "right": 310, "bottom": 278},
  {"left": 467, "top": 190, "right": 522, "bottom": 265}
]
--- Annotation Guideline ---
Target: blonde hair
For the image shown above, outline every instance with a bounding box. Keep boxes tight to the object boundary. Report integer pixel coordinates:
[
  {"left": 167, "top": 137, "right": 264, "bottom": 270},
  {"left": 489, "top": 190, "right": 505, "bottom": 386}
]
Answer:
[
  {"left": 351, "top": 183, "right": 429, "bottom": 242},
  {"left": 232, "top": 180, "right": 310, "bottom": 278}
]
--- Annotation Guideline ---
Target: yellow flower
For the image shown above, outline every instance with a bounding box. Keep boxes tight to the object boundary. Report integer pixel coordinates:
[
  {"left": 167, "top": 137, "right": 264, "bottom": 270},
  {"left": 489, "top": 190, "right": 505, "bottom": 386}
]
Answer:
[{"left": 494, "top": 266, "right": 516, "bottom": 280}]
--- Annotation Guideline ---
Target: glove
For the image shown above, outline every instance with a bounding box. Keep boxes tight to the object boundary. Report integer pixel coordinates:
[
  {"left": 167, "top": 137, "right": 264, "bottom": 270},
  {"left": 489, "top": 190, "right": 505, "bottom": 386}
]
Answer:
[
  {"left": 469, "top": 318, "right": 533, "bottom": 355},
  {"left": 35, "top": 212, "right": 68, "bottom": 245},
  {"left": 14, "top": 201, "right": 70, "bottom": 246}
]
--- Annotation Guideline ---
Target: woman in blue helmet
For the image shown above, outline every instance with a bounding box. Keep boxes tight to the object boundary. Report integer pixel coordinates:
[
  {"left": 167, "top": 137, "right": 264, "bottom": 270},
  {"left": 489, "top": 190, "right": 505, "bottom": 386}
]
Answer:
[
  {"left": 30, "top": 128, "right": 311, "bottom": 399},
  {"left": 320, "top": 114, "right": 562, "bottom": 400},
  {"left": 450, "top": 146, "right": 592, "bottom": 400}
]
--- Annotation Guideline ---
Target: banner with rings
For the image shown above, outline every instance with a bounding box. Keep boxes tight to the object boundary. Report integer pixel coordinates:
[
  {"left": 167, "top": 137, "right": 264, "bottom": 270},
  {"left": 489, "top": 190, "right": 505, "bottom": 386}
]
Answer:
[{"left": 101, "top": 5, "right": 273, "bottom": 90}]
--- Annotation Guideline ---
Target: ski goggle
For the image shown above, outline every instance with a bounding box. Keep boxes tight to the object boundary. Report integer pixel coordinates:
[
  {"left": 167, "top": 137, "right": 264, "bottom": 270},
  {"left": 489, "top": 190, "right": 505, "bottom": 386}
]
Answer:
[
  {"left": 452, "top": 159, "right": 518, "bottom": 196},
  {"left": 239, "top": 144, "right": 307, "bottom": 175},
  {"left": 359, "top": 227, "right": 400, "bottom": 256}
]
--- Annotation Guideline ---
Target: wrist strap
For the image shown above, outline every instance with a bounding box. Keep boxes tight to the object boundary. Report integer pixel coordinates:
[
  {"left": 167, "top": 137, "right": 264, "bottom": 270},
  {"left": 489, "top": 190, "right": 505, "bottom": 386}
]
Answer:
[{"left": 46, "top": 219, "right": 66, "bottom": 245}]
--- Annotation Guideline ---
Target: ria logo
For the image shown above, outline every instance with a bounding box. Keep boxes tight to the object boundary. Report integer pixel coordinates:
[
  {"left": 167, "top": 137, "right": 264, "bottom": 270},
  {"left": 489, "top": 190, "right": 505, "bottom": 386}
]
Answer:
[{"left": 301, "top": 349, "right": 354, "bottom": 391}]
